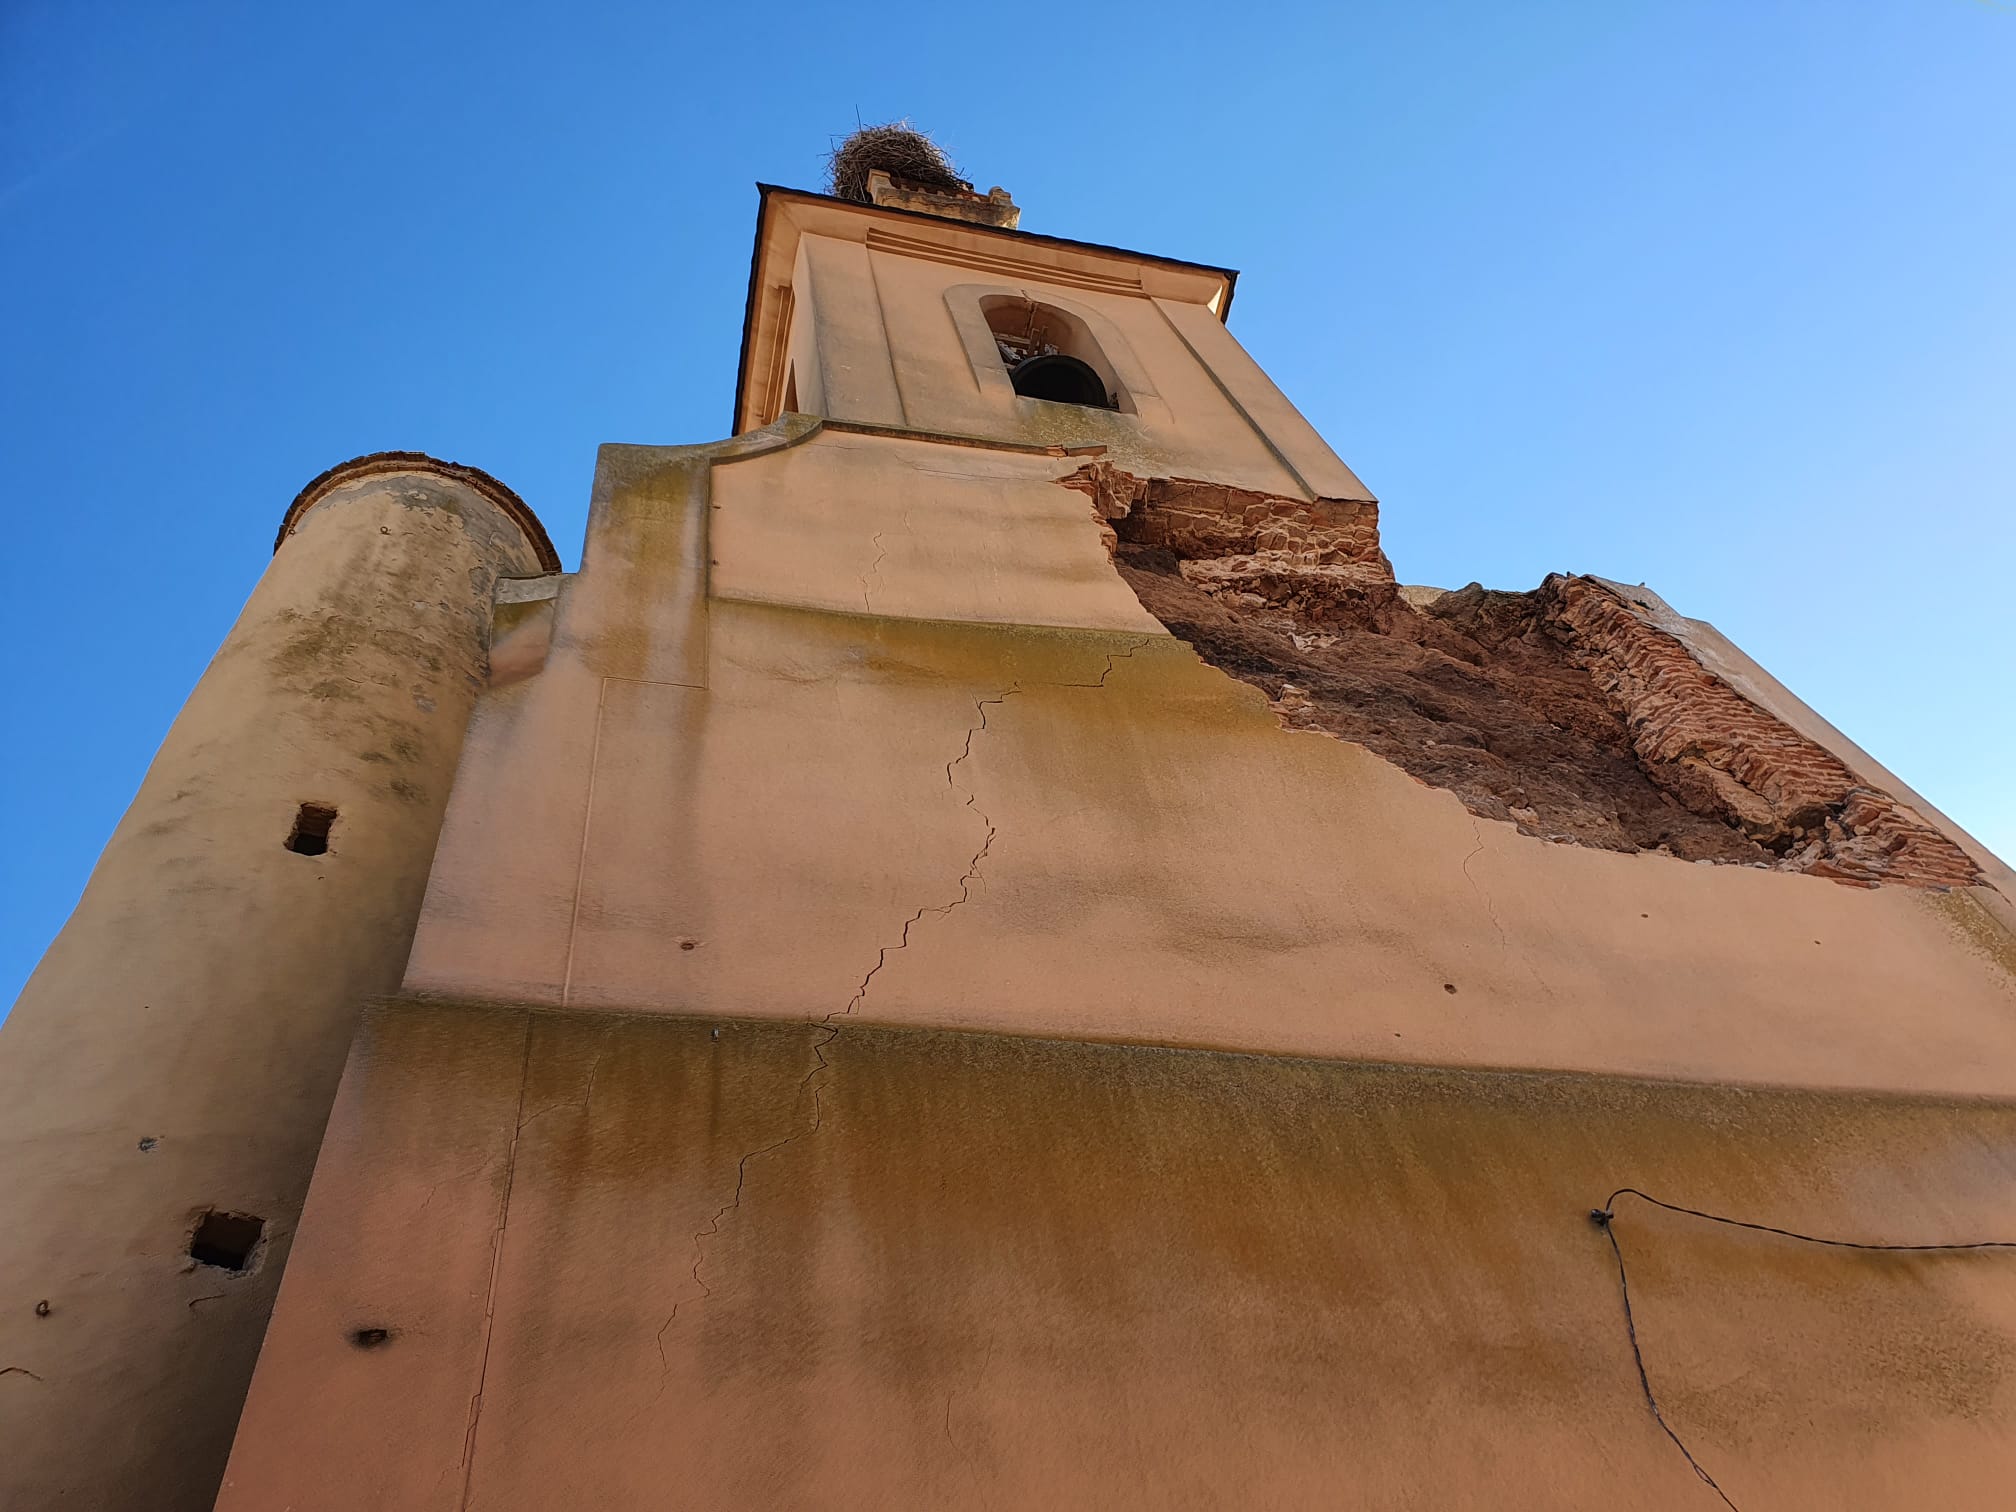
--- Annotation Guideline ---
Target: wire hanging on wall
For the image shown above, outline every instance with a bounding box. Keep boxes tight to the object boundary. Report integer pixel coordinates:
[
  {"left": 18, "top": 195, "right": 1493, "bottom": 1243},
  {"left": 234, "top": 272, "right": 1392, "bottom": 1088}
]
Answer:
[{"left": 1588, "top": 1185, "right": 2016, "bottom": 1510}]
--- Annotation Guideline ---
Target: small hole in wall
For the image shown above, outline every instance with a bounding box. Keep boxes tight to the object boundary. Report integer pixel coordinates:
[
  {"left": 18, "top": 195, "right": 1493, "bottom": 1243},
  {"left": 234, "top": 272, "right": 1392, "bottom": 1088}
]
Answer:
[
  {"left": 189, "top": 1211, "right": 265, "bottom": 1272},
  {"left": 285, "top": 802, "right": 338, "bottom": 856},
  {"left": 350, "top": 1326, "right": 392, "bottom": 1349},
  {"left": 1443, "top": 983, "right": 1458, "bottom": 995}
]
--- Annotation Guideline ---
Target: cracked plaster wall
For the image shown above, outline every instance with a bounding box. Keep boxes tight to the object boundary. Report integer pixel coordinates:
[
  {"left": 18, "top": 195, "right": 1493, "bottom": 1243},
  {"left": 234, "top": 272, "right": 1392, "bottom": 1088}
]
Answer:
[
  {"left": 218, "top": 420, "right": 2016, "bottom": 1510},
  {"left": 392, "top": 423, "right": 2015, "bottom": 1094},
  {"left": 218, "top": 1004, "right": 2016, "bottom": 1511}
]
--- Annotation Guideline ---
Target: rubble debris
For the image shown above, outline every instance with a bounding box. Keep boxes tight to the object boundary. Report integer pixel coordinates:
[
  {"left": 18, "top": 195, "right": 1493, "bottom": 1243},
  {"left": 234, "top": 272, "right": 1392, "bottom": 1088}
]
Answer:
[{"left": 1064, "top": 462, "right": 1979, "bottom": 889}]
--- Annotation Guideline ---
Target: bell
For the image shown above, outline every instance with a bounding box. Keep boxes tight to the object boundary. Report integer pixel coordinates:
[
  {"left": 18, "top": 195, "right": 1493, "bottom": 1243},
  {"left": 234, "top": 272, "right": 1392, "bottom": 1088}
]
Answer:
[{"left": 1009, "top": 353, "right": 1112, "bottom": 409}]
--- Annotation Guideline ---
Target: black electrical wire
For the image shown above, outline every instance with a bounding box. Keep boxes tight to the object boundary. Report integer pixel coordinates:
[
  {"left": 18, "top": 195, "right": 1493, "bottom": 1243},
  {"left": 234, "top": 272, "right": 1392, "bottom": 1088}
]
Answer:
[
  {"left": 1599, "top": 1186, "right": 2016, "bottom": 1256},
  {"left": 1588, "top": 1186, "right": 2016, "bottom": 1510}
]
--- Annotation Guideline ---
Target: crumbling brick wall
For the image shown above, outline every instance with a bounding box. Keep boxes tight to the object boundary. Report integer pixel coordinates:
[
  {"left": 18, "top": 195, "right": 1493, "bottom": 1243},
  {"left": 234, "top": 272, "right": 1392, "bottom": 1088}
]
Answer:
[
  {"left": 1064, "top": 462, "right": 1978, "bottom": 890},
  {"left": 1543, "top": 577, "right": 1978, "bottom": 887}
]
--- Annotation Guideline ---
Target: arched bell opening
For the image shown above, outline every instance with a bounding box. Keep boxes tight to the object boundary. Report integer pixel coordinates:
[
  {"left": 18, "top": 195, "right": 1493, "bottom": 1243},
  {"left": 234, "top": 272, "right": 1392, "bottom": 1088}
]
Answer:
[
  {"left": 1009, "top": 352, "right": 1113, "bottom": 408},
  {"left": 982, "top": 295, "right": 1128, "bottom": 412}
]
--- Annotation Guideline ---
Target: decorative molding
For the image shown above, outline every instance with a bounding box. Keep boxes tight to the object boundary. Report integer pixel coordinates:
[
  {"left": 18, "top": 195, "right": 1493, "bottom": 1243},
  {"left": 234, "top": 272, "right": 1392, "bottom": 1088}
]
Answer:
[{"left": 867, "top": 227, "right": 1145, "bottom": 298}]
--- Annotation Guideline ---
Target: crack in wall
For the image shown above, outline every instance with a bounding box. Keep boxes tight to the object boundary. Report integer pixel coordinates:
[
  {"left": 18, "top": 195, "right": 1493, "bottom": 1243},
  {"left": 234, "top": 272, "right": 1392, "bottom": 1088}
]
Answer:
[
  {"left": 1458, "top": 812, "right": 1559, "bottom": 1002},
  {"left": 559, "top": 679, "right": 611, "bottom": 1006},
  {"left": 822, "top": 640, "right": 1148, "bottom": 1060},
  {"left": 418, "top": 1156, "right": 499, "bottom": 1214},
  {"left": 654, "top": 683, "right": 1018, "bottom": 1366},
  {"left": 454, "top": 1018, "right": 535, "bottom": 1512},
  {"left": 653, "top": 1127, "right": 802, "bottom": 1377},
  {"left": 860, "top": 531, "right": 888, "bottom": 612},
  {"left": 1459, "top": 815, "right": 1507, "bottom": 954},
  {"left": 941, "top": 1335, "right": 998, "bottom": 1478},
  {"left": 513, "top": 1024, "right": 616, "bottom": 1135},
  {"left": 647, "top": 641, "right": 1147, "bottom": 1399}
]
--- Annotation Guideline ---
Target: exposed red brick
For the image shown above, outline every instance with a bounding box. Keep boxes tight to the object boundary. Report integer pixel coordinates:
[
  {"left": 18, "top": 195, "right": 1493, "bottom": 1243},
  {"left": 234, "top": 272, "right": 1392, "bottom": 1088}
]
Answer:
[
  {"left": 1540, "top": 576, "right": 1978, "bottom": 889},
  {"left": 1070, "top": 464, "right": 1979, "bottom": 890},
  {"left": 1060, "top": 462, "right": 1394, "bottom": 623}
]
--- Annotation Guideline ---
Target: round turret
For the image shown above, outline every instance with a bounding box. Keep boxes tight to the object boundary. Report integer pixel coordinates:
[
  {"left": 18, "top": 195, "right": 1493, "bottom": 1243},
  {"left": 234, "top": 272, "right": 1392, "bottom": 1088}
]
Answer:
[{"left": 0, "top": 454, "right": 554, "bottom": 1510}]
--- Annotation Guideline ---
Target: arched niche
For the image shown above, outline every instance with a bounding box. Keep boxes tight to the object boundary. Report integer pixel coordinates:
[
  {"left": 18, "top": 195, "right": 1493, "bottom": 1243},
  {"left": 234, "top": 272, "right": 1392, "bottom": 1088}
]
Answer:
[
  {"left": 981, "top": 295, "right": 1126, "bottom": 410},
  {"left": 944, "top": 283, "right": 1172, "bottom": 426}
]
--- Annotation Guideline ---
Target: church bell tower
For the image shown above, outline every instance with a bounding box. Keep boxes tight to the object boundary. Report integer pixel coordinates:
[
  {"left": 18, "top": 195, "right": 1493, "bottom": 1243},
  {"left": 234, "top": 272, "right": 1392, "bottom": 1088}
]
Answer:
[{"left": 14, "top": 127, "right": 2010, "bottom": 1512}]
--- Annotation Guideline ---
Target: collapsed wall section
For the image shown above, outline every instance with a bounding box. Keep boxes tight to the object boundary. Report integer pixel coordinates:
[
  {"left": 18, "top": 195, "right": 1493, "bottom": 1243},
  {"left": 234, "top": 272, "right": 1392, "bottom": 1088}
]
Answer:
[{"left": 1064, "top": 462, "right": 1979, "bottom": 890}]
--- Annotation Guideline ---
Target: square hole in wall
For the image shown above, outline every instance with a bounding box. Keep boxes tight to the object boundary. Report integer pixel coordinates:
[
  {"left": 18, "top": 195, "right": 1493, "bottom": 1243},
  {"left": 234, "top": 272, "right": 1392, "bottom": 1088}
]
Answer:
[
  {"left": 285, "top": 802, "right": 337, "bottom": 856},
  {"left": 189, "top": 1210, "right": 265, "bottom": 1272}
]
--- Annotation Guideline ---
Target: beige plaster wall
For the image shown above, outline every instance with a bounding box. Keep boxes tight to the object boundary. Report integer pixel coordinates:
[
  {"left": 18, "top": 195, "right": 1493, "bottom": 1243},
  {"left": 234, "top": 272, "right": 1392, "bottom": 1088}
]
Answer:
[
  {"left": 709, "top": 427, "right": 1164, "bottom": 631},
  {"left": 403, "top": 423, "right": 2016, "bottom": 1097},
  {"left": 777, "top": 230, "right": 1369, "bottom": 500},
  {"left": 218, "top": 1003, "right": 2016, "bottom": 1510},
  {"left": 221, "top": 416, "right": 2016, "bottom": 1509},
  {"left": 0, "top": 469, "right": 545, "bottom": 1511}
]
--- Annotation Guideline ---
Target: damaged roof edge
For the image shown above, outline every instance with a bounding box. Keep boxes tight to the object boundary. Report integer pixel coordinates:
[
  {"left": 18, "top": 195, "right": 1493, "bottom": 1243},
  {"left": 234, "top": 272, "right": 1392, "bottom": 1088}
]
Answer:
[{"left": 731, "top": 183, "right": 1241, "bottom": 434}]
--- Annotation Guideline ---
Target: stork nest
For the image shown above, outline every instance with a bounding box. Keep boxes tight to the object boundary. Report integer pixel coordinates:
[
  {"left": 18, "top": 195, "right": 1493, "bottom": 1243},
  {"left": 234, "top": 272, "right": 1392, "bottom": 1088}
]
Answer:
[{"left": 826, "top": 122, "right": 969, "bottom": 203}]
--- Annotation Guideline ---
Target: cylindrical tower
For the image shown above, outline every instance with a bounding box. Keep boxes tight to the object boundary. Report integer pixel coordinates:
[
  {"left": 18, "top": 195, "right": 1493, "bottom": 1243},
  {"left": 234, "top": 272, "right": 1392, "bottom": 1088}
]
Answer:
[{"left": 0, "top": 455, "right": 557, "bottom": 1510}]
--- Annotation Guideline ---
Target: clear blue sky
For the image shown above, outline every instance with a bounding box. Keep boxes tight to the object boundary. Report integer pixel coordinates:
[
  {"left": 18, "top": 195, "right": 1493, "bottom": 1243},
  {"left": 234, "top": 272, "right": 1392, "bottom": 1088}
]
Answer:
[{"left": 4, "top": 1, "right": 2012, "bottom": 1007}]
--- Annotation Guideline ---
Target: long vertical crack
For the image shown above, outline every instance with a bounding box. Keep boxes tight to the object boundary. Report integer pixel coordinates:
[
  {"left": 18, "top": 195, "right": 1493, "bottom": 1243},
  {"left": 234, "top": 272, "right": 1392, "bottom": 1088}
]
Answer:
[
  {"left": 1459, "top": 813, "right": 1560, "bottom": 1004},
  {"left": 654, "top": 684, "right": 1016, "bottom": 1373},
  {"left": 456, "top": 1016, "right": 536, "bottom": 1511},
  {"left": 648, "top": 640, "right": 1148, "bottom": 1392},
  {"left": 860, "top": 531, "right": 889, "bottom": 612}
]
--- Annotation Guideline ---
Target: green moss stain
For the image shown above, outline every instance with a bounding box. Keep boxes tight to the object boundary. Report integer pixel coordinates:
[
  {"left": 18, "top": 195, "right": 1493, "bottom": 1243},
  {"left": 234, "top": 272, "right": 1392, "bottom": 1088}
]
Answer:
[{"left": 1928, "top": 888, "right": 2016, "bottom": 985}]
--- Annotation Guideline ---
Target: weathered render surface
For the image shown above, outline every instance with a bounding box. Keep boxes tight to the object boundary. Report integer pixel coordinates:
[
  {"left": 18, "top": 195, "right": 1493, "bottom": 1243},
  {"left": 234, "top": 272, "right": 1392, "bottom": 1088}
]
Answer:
[
  {"left": 219, "top": 412, "right": 2015, "bottom": 1509},
  {"left": 372, "top": 426, "right": 2016, "bottom": 1090},
  {"left": 0, "top": 458, "right": 552, "bottom": 1510},
  {"left": 219, "top": 1006, "right": 2016, "bottom": 1510},
  {"left": 28, "top": 177, "right": 2007, "bottom": 1509}
]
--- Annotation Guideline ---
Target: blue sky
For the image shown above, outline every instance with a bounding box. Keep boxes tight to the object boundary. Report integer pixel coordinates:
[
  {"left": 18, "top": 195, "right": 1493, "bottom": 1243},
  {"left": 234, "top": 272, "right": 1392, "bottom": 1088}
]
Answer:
[{"left": 4, "top": 1, "right": 2011, "bottom": 1006}]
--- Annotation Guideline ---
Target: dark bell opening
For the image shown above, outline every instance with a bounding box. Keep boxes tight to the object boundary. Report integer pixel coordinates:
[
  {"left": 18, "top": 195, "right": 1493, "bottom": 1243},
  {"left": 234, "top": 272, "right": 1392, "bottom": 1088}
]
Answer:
[{"left": 1009, "top": 353, "right": 1113, "bottom": 409}]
